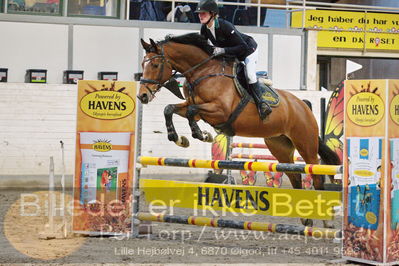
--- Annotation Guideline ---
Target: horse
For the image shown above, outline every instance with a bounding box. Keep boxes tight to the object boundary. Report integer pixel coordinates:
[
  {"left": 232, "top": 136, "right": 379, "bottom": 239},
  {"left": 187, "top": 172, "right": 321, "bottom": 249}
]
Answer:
[{"left": 138, "top": 33, "right": 341, "bottom": 227}]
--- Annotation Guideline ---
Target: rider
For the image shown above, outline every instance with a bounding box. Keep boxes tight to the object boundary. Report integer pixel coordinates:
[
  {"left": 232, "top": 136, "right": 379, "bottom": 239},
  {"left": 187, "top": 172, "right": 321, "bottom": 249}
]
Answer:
[{"left": 195, "top": 0, "right": 272, "bottom": 120}]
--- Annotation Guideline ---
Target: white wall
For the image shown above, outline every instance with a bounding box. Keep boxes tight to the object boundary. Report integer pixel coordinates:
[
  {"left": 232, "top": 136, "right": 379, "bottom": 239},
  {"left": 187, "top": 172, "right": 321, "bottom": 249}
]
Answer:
[
  {"left": 251, "top": 33, "right": 269, "bottom": 74},
  {"left": 272, "top": 35, "right": 302, "bottom": 90},
  {"left": 0, "top": 20, "right": 303, "bottom": 89},
  {"left": 143, "top": 28, "right": 196, "bottom": 42},
  {"left": 73, "top": 25, "right": 140, "bottom": 81},
  {"left": 0, "top": 21, "right": 69, "bottom": 83},
  {"left": 0, "top": 83, "right": 76, "bottom": 179},
  {"left": 306, "top": 31, "right": 318, "bottom": 91}
]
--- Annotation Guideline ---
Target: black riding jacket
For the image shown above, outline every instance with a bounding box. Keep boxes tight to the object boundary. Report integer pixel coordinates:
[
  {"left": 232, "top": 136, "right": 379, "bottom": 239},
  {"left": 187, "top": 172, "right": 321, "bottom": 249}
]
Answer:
[{"left": 200, "top": 18, "right": 257, "bottom": 61}]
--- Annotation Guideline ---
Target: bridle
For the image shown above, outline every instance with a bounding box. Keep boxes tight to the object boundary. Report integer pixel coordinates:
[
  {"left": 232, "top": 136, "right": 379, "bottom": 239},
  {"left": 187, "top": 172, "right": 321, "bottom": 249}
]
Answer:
[
  {"left": 140, "top": 42, "right": 217, "bottom": 98},
  {"left": 140, "top": 44, "right": 176, "bottom": 98}
]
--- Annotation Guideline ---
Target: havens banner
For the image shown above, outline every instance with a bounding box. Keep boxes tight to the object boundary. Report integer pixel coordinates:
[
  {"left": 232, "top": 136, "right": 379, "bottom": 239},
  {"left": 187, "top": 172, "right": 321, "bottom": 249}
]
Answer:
[
  {"left": 291, "top": 10, "right": 399, "bottom": 50},
  {"left": 141, "top": 179, "right": 341, "bottom": 220},
  {"left": 73, "top": 80, "right": 137, "bottom": 235},
  {"left": 343, "top": 80, "right": 399, "bottom": 263}
]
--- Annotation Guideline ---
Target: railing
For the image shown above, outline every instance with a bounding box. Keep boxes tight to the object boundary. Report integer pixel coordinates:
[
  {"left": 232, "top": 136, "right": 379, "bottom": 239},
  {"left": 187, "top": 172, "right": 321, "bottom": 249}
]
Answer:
[
  {"left": 2, "top": 0, "right": 399, "bottom": 31},
  {"left": 125, "top": 0, "right": 399, "bottom": 28}
]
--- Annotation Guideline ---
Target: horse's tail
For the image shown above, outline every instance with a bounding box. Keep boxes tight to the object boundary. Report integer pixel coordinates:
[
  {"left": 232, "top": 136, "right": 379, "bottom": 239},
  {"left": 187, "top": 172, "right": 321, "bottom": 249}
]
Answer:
[
  {"left": 318, "top": 137, "right": 342, "bottom": 186},
  {"left": 302, "top": 99, "right": 312, "bottom": 111},
  {"left": 318, "top": 137, "right": 341, "bottom": 166},
  {"left": 301, "top": 99, "right": 340, "bottom": 165}
]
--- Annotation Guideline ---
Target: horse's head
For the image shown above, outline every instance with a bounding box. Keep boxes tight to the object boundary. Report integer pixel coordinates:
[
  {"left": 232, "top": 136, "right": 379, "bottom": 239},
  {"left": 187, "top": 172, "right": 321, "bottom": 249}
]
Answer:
[{"left": 138, "top": 39, "right": 175, "bottom": 104}]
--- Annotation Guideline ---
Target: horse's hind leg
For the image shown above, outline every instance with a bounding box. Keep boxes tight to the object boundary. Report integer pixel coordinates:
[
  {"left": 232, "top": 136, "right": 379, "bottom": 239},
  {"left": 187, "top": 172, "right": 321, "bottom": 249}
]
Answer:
[
  {"left": 291, "top": 135, "right": 324, "bottom": 190},
  {"left": 265, "top": 136, "right": 316, "bottom": 227},
  {"left": 265, "top": 135, "right": 302, "bottom": 188},
  {"left": 292, "top": 134, "right": 336, "bottom": 228},
  {"left": 264, "top": 136, "right": 302, "bottom": 189}
]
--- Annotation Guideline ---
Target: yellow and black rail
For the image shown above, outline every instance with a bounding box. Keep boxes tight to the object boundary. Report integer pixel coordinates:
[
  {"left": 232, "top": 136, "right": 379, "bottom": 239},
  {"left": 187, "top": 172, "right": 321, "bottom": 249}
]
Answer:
[
  {"left": 138, "top": 156, "right": 343, "bottom": 175},
  {"left": 136, "top": 212, "right": 341, "bottom": 239}
]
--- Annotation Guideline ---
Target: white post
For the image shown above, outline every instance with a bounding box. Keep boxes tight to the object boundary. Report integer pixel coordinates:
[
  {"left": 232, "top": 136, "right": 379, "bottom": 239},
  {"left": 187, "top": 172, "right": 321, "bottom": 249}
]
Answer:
[
  {"left": 48, "top": 156, "right": 55, "bottom": 232},
  {"left": 60, "top": 141, "right": 67, "bottom": 238}
]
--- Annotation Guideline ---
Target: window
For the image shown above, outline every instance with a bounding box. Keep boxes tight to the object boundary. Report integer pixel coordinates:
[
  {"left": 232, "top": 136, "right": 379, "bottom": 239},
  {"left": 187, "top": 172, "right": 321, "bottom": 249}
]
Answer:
[
  {"left": 7, "top": 0, "right": 62, "bottom": 15},
  {"left": 0, "top": 0, "right": 3, "bottom": 12},
  {"left": 317, "top": 56, "right": 399, "bottom": 91},
  {"left": 68, "top": 0, "right": 119, "bottom": 18}
]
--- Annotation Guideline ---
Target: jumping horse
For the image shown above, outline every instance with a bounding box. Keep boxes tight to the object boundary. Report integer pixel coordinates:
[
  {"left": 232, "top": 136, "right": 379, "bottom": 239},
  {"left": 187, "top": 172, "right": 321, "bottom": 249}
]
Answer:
[{"left": 138, "top": 33, "right": 341, "bottom": 227}]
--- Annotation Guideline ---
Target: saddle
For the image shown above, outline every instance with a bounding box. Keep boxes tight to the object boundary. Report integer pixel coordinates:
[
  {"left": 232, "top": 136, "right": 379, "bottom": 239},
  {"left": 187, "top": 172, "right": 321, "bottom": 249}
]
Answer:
[
  {"left": 233, "top": 62, "right": 280, "bottom": 107},
  {"left": 212, "top": 62, "right": 280, "bottom": 136}
]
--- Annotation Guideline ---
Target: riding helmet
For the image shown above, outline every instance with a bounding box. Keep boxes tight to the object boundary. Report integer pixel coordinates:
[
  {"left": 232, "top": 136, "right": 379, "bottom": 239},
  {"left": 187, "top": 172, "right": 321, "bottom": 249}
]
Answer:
[{"left": 195, "top": 0, "right": 218, "bottom": 14}]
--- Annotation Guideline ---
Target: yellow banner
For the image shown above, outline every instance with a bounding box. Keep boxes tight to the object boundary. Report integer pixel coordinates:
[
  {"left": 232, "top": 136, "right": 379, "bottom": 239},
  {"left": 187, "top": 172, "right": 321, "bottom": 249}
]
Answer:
[
  {"left": 343, "top": 79, "right": 388, "bottom": 261},
  {"left": 73, "top": 80, "right": 137, "bottom": 235},
  {"left": 140, "top": 179, "right": 341, "bottom": 220},
  {"left": 388, "top": 80, "right": 399, "bottom": 262},
  {"left": 291, "top": 10, "right": 399, "bottom": 50}
]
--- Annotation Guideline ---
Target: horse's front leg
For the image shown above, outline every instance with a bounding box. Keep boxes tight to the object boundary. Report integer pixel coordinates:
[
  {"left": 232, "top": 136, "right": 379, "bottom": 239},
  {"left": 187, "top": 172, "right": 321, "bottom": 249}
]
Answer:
[
  {"left": 164, "top": 102, "right": 190, "bottom": 147},
  {"left": 186, "top": 105, "right": 213, "bottom": 143}
]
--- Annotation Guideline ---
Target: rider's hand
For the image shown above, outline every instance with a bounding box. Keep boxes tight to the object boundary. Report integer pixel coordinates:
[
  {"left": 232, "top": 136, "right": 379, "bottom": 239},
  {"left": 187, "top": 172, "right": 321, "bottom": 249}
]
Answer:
[{"left": 213, "top": 47, "right": 225, "bottom": 56}]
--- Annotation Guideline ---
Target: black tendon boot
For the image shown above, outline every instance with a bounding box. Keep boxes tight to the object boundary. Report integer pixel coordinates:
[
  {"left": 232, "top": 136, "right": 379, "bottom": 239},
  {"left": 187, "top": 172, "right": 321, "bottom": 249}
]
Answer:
[{"left": 249, "top": 82, "right": 272, "bottom": 120}]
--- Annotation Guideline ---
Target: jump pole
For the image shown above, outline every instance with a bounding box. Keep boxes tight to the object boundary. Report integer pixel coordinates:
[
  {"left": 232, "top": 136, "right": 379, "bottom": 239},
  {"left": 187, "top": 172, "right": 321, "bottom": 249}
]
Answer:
[
  {"left": 138, "top": 156, "right": 343, "bottom": 175},
  {"left": 231, "top": 143, "right": 268, "bottom": 149},
  {"left": 230, "top": 153, "right": 304, "bottom": 162},
  {"left": 136, "top": 212, "right": 341, "bottom": 239}
]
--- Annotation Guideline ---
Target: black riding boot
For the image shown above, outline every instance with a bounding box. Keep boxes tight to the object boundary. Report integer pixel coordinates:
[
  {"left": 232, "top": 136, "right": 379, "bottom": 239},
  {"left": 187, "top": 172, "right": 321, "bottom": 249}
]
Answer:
[{"left": 249, "top": 82, "right": 272, "bottom": 120}]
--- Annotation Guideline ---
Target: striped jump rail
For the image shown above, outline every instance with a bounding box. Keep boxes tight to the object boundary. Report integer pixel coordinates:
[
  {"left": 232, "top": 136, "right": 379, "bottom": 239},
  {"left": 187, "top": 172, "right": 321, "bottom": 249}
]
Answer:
[
  {"left": 136, "top": 212, "right": 341, "bottom": 239},
  {"left": 138, "top": 156, "right": 343, "bottom": 175},
  {"left": 231, "top": 143, "right": 268, "bottom": 149},
  {"left": 230, "top": 153, "right": 304, "bottom": 162}
]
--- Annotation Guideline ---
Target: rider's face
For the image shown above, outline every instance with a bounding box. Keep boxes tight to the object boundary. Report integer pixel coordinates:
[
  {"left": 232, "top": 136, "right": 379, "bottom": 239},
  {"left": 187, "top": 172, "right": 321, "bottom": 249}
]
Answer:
[{"left": 198, "top": 11, "right": 212, "bottom": 24}]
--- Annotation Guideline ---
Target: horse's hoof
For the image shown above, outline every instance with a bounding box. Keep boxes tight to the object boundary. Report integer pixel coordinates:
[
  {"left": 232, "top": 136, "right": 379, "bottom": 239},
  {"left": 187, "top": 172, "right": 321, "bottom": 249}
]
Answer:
[
  {"left": 175, "top": 136, "right": 190, "bottom": 148},
  {"left": 203, "top": 131, "right": 213, "bottom": 143},
  {"left": 300, "top": 218, "right": 313, "bottom": 227}
]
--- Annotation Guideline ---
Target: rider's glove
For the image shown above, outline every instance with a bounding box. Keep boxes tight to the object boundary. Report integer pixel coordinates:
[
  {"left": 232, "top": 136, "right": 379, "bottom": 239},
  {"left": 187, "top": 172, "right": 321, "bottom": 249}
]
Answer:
[{"left": 213, "top": 47, "right": 225, "bottom": 56}]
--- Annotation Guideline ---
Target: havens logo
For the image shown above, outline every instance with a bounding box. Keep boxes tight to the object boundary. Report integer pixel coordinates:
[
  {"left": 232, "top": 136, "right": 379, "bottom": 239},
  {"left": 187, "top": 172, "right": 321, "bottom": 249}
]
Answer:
[
  {"left": 360, "top": 148, "right": 369, "bottom": 157},
  {"left": 197, "top": 186, "right": 270, "bottom": 211},
  {"left": 390, "top": 94, "right": 399, "bottom": 125},
  {"left": 80, "top": 90, "right": 135, "bottom": 120},
  {"left": 366, "top": 211, "right": 377, "bottom": 224},
  {"left": 347, "top": 92, "right": 384, "bottom": 126},
  {"left": 93, "top": 139, "right": 112, "bottom": 152},
  {"left": 354, "top": 169, "right": 374, "bottom": 177}
]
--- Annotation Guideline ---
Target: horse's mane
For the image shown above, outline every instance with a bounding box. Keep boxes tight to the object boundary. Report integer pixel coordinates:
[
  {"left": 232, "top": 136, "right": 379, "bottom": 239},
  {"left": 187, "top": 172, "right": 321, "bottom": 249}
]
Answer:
[{"left": 162, "top": 33, "right": 213, "bottom": 55}]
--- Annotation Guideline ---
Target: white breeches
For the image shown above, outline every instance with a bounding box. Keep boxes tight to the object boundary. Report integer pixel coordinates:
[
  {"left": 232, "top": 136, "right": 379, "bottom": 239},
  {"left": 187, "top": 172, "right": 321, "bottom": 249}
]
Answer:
[{"left": 244, "top": 48, "right": 259, "bottom": 84}]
